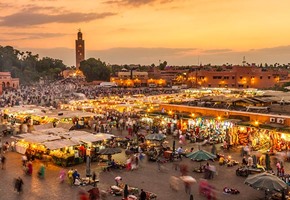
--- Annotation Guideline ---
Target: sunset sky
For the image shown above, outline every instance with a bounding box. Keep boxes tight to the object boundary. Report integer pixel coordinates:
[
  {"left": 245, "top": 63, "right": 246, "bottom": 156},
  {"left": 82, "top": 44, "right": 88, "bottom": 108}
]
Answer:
[{"left": 1, "top": 0, "right": 290, "bottom": 66}]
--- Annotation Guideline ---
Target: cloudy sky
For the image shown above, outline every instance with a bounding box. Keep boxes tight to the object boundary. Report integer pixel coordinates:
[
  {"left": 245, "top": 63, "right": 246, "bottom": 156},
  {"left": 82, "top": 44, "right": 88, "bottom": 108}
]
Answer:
[{"left": 1, "top": 0, "right": 290, "bottom": 66}]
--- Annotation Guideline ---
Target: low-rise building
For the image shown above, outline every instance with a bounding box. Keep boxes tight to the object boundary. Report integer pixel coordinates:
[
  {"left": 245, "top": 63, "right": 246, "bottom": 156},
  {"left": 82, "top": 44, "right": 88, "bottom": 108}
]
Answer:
[
  {"left": 0, "top": 72, "right": 19, "bottom": 94},
  {"left": 111, "top": 70, "right": 149, "bottom": 87},
  {"left": 187, "top": 65, "right": 288, "bottom": 89}
]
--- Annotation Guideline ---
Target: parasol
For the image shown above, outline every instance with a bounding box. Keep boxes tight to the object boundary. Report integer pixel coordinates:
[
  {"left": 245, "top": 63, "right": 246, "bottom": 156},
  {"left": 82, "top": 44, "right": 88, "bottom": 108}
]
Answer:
[
  {"left": 97, "top": 148, "right": 122, "bottom": 155},
  {"left": 145, "top": 133, "right": 166, "bottom": 141},
  {"left": 186, "top": 149, "right": 216, "bottom": 161},
  {"left": 180, "top": 176, "right": 197, "bottom": 184},
  {"left": 245, "top": 172, "right": 287, "bottom": 192}
]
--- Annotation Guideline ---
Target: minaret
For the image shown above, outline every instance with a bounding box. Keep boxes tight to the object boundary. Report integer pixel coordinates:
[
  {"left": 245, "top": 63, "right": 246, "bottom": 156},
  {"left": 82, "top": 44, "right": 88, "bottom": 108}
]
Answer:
[{"left": 75, "top": 29, "right": 85, "bottom": 70}]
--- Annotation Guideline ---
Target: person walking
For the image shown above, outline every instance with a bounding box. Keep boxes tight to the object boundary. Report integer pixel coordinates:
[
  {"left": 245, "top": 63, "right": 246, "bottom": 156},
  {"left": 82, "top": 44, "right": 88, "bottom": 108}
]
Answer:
[
  {"left": 67, "top": 168, "right": 74, "bottom": 185},
  {"left": 59, "top": 169, "right": 66, "bottom": 183},
  {"left": 140, "top": 189, "right": 147, "bottom": 200},
  {"left": 1, "top": 155, "right": 6, "bottom": 169},
  {"left": 115, "top": 176, "right": 122, "bottom": 186},
  {"left": 87, "top": 187, "right": 100, "bottom": 200},
  {"left": 27, "top": 161, "right": 33, "bottom": 175},
  {"left": 15, "top": 177, "right": 24, "bottom": 194},
  {"left": 92, "top": 172, "right": 97, "bottom": 187},
  {"left": 38, "top": 164, "right": 45, "bottom": 178}
]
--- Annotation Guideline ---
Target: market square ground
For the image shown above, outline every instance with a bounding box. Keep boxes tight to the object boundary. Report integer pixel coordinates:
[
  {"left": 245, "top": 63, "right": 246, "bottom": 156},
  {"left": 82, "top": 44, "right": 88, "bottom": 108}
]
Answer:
[{"left": 1, "top": 132, "right": 284, "bottom": 200}]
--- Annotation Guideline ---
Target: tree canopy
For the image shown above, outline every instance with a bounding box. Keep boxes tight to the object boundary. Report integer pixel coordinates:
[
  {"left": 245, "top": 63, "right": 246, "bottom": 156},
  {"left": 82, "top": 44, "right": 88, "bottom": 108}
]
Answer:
[
  {"left": 0, "top": 45, "right": 67, "bottom": 84},
  {"left": 79, "top": 58, "right": 110, "bottom": 82}
]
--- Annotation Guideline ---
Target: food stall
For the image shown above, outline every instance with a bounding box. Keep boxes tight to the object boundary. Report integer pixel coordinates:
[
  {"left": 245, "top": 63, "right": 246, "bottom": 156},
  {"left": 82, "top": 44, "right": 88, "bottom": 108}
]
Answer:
[
  {"left": 43, "top": 139, "right": 80, "bottom": 166},
  {"left": 58, "top": 131, "right": 115, "bottom": 162},
  {"left": 15, "top": 134, "right": 61, "bottom": 159}
]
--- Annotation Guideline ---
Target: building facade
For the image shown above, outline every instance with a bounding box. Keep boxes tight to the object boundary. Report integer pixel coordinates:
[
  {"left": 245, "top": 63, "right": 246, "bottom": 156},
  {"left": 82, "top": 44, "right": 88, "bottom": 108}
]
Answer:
[
  {"left": 187, "top": 65, "right": 288, "bottom": 89},
  {"left": 111, "top": 70, "right": 149, "bottom": 87},
  {"left": 0, "top": 72, "right": 19, "bottom": 94},
  {"left": 148, "top": 68, "right": 188, "bottom": 86},
  {"left": 75, "top": 30, "right": 85, "bottom": 70}
]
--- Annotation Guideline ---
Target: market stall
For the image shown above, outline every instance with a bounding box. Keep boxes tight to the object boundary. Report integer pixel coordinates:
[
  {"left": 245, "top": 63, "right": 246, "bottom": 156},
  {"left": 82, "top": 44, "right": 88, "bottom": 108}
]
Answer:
[
  {"left": 15, "top": 134, "right": 61, "bottom": 159},
  {"left": 43, "top": 139, "right": 80, "bottom": 166}
]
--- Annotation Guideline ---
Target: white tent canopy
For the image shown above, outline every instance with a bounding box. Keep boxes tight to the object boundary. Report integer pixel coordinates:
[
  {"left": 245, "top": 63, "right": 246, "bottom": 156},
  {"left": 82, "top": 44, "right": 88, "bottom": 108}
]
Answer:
[
  {"left": 22, "top": 134, "right": 61, "bottom": 143},
  {"left": 42, "top": 139, "right": 80, "bottom": 150}
]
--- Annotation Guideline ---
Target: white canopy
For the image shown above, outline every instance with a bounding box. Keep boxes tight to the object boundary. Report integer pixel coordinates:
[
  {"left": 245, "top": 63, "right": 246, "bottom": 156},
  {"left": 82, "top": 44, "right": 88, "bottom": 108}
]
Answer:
[
  {"left": 42, "top": 139, "right": 80, "bottom": 150},
  {"left": 23, "top": 134, "right": 61, "bottom": 143}
]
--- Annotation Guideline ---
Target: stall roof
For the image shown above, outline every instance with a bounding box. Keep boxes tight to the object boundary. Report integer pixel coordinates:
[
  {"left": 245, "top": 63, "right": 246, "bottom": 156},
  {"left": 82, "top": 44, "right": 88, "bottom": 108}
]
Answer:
[
  {"left": 12, "top": 133, "right": 35, "bottom": 139},
  {"left": 59, "top": 131, "right": 114, "bottom": 143},
  {"left": 55, "top": 122, "right": 74, "bottom": 130},
  {"left": 42, "top": 139, "right": 80, "bottom": 150},
  {"left": 46, "top": 110, "right": 94, "bottom": 120},
  {"left": 23, "top": 134, "right": 61, "bottom": 143},
  {"left": 94, "top": 133, "right": 115, "bottom": 141},
  {"left": 37, "top": 127, "right": 68, "bottom": 135},
  {"left": 58, "top": 130, "right": 90, "bottom": 139},
  {"left": 71, "top": 134, "right": 103, "bottom": 143},
  {"left": 33, "top": 123, "right": 55, "bottom": 131}
]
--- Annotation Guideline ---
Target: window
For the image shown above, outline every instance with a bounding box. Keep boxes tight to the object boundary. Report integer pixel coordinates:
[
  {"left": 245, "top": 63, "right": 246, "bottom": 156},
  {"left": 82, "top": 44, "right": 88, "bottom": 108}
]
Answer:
[
  {"left": 240, "top": 76, "right": 243, "bottom": 79},
  {"left": 232, "top": 76, "right": 235, "bottom": 79},
  {"left": 260, "top": 76, "right": 263, "bottom": 79},
  {"left": 238, "top": 84, "right": 244, "bottom": 88},
  {"left": 268, "top": 76, "right": 271, "bottom": 79},
  {"left": 232, "top": 84, "right": 235, "bottom": 87},
  {"left": 208, "top": 84, "right": 211, "bottom": 87}
]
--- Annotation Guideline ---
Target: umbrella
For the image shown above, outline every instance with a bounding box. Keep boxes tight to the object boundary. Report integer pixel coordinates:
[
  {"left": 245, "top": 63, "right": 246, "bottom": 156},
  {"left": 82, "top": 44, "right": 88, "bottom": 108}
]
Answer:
[
  {"left": 97, "top": 148, "right": 122, "bottom": 155},
  {"left": 186, "top": 149, "right": 216, "bottom": 161},
  {"left": 245, "top": 172, "right": 287, "bottom": 192},
  {"left": 180, "top": 176, "right": 197, "bottom": 184},
  {"left": 145, "top": 133, "right": 166, "bottom": 141}
]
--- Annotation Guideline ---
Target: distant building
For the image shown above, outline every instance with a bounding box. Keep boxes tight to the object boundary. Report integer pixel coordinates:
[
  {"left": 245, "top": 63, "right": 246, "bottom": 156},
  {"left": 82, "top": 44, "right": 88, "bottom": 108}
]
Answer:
[
  {"left": 187, "top": 65, "right": 288, "bottom": 89},
  {"left": 148, "top": 67, "right": 188, "bottom": 86},
  {"left": 75, "top": 30, "right": 85, "bottom": 70},
  {"left": 110, "top": 70, "right": 149, "bottom": 87},
  {"left": 0, "top": 72, "right": 19, "bottom": 94}
]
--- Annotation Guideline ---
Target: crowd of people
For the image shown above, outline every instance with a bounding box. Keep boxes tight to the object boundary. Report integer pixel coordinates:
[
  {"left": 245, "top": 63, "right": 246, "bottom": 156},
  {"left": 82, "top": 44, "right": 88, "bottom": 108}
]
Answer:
[{"left": 0, "top": 78, "right": 179, "bottom": 108}]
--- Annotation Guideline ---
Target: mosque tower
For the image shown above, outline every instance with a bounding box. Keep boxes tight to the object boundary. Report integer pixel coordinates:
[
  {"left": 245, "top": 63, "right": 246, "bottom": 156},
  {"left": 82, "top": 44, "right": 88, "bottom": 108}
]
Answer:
[{"left": 75, "top": 29, "right": 85, "bottom": 70}]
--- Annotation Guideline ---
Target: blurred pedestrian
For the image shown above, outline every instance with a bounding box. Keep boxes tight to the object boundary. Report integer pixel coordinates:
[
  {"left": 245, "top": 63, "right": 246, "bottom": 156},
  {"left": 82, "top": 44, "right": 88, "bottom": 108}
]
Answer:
[
  {"left": 59, "top": 169, "right": 66, "bottom": 183},
  {"left": 184, "top": 182, "right": 191, "bottom": 194},
  {"left": 140, "top": 189, "right": 147, "bottom": 200},
  {"left": 124, "top": 184, "right": 129, "bottom": 199},
  {"left": 1, "top": 155, "right": 6, "bottom": 169},
  {"left": 276, "top": 161, "right": 281, "bottom": 176},
  {"left": 68, "top": 168, "right": 74, "bottom": 185},
  {"left": 169, "top": 176, "right": 180, "bottom": 191},
  {"left": 92, "top": 171, "right": 97, "bottom": 187},
  {"left": 38, "top": 164, "right": 45, "bottom": 178},
  {"left": 14, "top": 177, "right": 24, "bottom": 194},
  {"left": 27, "top": 161, "right": 33, "bottom": 175},
  {"left": 79, "top": 190, "right": 89, "bottom": 200},
  {"left": 88, "top": 187, "right": 100, "bottom": 200},
  {"left": 115, "top": 176, "right": 122, "bottom": 186}
]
